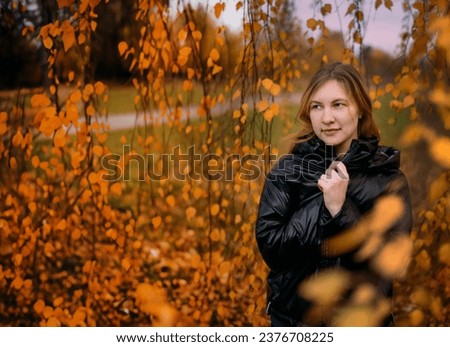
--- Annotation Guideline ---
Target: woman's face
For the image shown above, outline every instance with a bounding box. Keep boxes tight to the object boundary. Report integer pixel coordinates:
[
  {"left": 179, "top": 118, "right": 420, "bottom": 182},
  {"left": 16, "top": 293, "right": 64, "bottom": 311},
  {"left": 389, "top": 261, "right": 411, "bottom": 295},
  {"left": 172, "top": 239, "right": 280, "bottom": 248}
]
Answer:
[{"left": 309, "top": 79, "right": 360, "bottom": 154}]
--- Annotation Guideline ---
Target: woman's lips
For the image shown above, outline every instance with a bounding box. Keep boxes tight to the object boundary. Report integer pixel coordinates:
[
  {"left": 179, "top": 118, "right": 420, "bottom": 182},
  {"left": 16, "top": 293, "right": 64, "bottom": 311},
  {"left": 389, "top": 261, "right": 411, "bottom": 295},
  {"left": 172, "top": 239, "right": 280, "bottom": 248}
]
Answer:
[{"left": 322, "top": 128, "right": 340, "bottom": 134}]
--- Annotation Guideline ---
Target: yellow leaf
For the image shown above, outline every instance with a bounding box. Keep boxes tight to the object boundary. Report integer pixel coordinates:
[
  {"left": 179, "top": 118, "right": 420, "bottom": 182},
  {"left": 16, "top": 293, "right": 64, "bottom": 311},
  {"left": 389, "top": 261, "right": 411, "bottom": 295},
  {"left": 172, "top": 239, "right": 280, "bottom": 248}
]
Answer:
[
  {"left": 187, "top": 68, "right": 195, "bottom": 79},
  {"left": 270, "top": 83, "right": 281, "bottom": 96},
  {"left": 256, "top": 100, "right": 268, "bottom": 112},
  {"left": 371, "top": 235, "right": 412, "bottom": 279},
  {"left": 299, "top": 269, "right": 351, "bottom": 306},
  {"left": 373, "top": 100, "right": 382, "bottom": 109},
  {"left": 372, "top": 75, "right": 382, "bottom": 85},
  {"left": 428, "top": 173, "right": 448, "bottom": 202},
  {"left": 438, "top": 243, "right": 450, "bottom": 265},
  {"left": 92, "top": 145, "right": 103, "bottom": 156},
  {"left": 263, "top": 109, "right": 274, "bottom": 122},
  {"left": 429, "top": 136, "right": 450, "bottom": 168},
  {"left": 219, "top": 261, "right": 231, "bottom": 276},
  {"left": 212, "top": 64, "right": 223, "bottom": 75},
  {"left": 118, "top": 41, "right": 128, "bottom": 56},
  {"left": 399, "top": 124, "right": 424, "bottom": 147},
  {"left": 270, "top": 103, "right": 280, "bottom": 116},
  {"left": 262, "top": 78, "right": 273, "bottom": 90},
  {"left": 403, "top": 95, "right": 415, "bottom": 108},
  {"left": 185, "top": 207, "right": 196, "bottom": 219}
]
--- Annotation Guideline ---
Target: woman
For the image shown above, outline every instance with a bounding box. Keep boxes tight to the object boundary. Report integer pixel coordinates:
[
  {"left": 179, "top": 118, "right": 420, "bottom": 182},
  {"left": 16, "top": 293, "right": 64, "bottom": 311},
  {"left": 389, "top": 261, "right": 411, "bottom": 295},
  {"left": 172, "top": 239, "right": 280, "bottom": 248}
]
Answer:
[{"left": 255, "top": 62, "right": 412, "bottom": 327}]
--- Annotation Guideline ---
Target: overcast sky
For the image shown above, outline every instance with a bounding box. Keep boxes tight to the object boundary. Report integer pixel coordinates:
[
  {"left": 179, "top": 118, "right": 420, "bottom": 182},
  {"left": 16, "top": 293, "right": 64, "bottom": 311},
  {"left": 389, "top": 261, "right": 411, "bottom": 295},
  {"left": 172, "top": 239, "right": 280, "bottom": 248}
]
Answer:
[{"left": 209, "top": 0, "right": 409, "bottom": 56}]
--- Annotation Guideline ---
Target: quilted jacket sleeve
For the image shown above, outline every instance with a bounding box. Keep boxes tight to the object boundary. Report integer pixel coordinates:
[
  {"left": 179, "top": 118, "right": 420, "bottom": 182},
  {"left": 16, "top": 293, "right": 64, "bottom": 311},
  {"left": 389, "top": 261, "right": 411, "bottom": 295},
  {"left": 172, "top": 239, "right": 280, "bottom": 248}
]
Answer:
[
  {"left": 319, "top": 171, "right": 412, "bottom": 238},
  {"left": 255, "top": 166, "right": 321, "bottom": 272}
]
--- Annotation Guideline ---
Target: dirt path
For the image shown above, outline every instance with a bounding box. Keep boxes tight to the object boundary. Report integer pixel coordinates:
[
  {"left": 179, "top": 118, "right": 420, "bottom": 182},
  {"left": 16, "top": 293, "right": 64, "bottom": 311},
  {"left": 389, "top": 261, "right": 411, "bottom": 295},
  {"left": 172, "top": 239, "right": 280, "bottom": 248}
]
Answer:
[{"left": 103, "top": 93, "right": 301, "bottom": 131}]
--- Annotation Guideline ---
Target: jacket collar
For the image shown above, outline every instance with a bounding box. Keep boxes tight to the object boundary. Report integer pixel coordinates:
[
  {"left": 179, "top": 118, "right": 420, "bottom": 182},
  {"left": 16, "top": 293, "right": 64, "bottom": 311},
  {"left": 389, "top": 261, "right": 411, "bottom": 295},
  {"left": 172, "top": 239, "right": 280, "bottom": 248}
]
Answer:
[{"left": 291, "top": 136, "right": 388, "bottom": 171}]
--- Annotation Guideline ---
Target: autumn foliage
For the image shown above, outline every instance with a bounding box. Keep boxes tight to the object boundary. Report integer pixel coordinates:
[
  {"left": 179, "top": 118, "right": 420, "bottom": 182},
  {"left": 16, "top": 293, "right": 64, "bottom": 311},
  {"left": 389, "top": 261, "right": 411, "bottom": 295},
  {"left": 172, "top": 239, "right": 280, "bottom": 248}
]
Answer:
[{"left": 0, "top": 0, "right": 449, "bottom": 327}]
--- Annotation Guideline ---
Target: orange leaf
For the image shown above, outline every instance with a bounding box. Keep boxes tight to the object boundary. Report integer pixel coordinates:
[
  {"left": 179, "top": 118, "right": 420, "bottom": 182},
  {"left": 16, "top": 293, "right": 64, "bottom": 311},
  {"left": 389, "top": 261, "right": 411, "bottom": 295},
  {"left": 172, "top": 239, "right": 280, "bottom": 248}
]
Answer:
[
  {"left": 94, "top": 81, "right": 105, "bottom": 95},
  {"left": 256, "top": 100, "right": 268, "bottom": 112},
  {"left": 110, "top": 182, "right": 122, "bottom": 195},
  {"left": 211, "top": 203, "right": 220, "bottom": 216},
  {"left": 46, "top": 317, "right": 61, "bottom": 327},
  {"left": 152, "top": 216, "right": 162, "bottom": 229},
  {"left": 118, "top": 41, "right": 128, "bottom": 56},
  {"left": 53, "top": 128, "right": 66, "bottom": 148},
  {"left": 12, "top": 130, "right": 24, "bottom": 147},
  {"left": 55, "top": 219, "right": 67, "bottom": 231},
  {"left": 210, "top": 48, "right": 220, "bottom": 62},
  {"left": 31, "top": 94, "right": 51, "bottom": 108},
  {"left": 306, "top": 18, "right": 317, "bottom": 30},
  {"left": 321, "top": 3, "right": 332, "bottom": 16},
  {"left": 430, "top": 137, "right": 450, "bottom": 168},
  {"left": 62, "top": 20, "right": 75, "bottom": 52},
  {"left": 34, "top": 299, "right": 46, "bottom": 314},
  {"left": 121, "top": 257, "right": 131, "bottom": 271},
  {"left": 403, "top": 95, "right": 415, "bottom": 108},
  {"left": 185, "top": 207, "right": 196, "bottom": 219},
  {"left": 263, "top": 109, "right": 274, "bottom": 122},
  {"left": 261, "top": 78, "right": 273, "bottom": 90},
  {"left": 214, "top": 2, "right": 225, "bottom": 19},
  {"left": 178, "top": 29, "right": 187, "bottom": 41},
  {"left": 212, "top": 64, "right": 223, "bottom": 75},
  {"left": 43, "top": 37, "right": 53, "bottom": 49}
]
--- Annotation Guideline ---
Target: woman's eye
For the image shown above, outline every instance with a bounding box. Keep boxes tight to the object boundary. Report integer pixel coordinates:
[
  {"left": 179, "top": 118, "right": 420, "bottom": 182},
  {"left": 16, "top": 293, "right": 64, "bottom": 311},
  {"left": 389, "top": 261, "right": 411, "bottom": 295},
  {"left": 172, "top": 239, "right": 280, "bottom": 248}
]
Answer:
[
  {"left": 310, "top": 104, "right": 321, "bottom": 110},
  {"left": 334, "top": 102, "right": 346, "bottom": 108}
]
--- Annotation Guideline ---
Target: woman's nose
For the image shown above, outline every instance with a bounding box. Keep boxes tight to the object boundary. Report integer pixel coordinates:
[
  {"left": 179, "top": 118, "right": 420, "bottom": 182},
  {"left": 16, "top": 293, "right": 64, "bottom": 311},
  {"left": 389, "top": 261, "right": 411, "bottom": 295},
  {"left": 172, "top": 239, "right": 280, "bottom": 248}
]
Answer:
[{"left": 322, "top": 107, "right": 335, "bottom": 123}]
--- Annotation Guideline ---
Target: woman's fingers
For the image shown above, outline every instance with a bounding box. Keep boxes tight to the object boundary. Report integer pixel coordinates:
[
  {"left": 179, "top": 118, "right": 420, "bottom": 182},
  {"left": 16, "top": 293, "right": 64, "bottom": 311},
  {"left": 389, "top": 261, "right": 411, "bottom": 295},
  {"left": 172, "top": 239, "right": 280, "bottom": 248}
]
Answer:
[{"left": 325, "top": 161, "right": 349, "bottom": 179}]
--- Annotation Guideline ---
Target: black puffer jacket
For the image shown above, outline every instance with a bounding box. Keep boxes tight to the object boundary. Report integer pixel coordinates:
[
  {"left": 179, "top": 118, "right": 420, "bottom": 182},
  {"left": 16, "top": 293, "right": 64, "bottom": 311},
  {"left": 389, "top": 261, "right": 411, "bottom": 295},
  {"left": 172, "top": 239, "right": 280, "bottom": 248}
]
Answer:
[{"left": 255, "top": 136, "right": 412, "bottom": 324}]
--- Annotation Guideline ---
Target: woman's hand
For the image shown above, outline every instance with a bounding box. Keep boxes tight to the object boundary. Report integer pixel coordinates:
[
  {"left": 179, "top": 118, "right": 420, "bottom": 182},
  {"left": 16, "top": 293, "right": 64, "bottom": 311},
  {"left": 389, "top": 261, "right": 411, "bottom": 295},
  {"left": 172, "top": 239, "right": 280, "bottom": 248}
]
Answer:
[{"left": 318, "top": 161, "right": 349, "bottom": 217}]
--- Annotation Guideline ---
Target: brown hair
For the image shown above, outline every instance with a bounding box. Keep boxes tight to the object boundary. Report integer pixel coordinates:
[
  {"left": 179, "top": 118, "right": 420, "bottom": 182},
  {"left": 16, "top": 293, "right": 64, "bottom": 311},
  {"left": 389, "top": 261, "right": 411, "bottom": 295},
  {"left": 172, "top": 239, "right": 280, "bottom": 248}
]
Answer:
[{"left": 289, "top": 62, "right": 380, "bottom": 151}]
